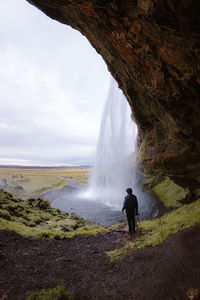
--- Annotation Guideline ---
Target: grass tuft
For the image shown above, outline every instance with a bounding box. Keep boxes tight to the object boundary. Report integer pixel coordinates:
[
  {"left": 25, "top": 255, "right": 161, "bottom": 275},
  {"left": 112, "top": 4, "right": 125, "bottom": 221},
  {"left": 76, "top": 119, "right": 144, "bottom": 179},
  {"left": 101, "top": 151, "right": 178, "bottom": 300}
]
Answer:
[{"left": 26, "top": 285, "right": 75, "bottom": 300}]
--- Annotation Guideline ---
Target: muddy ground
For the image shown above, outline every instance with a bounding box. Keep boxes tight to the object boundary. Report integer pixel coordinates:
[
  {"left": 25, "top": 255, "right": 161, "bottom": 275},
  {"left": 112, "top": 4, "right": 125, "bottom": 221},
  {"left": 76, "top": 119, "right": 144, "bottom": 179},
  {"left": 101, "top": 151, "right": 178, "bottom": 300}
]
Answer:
[{"left": 0, "top": 225, "right": 200, "bottom": 300}]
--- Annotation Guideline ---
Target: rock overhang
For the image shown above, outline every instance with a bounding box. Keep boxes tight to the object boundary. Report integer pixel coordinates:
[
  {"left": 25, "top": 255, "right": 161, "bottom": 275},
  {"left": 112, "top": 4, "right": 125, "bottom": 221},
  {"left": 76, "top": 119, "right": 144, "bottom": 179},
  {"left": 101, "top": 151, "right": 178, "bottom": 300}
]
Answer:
[{"left": 26, "top": 0, "right": 200, "bottom": 174}]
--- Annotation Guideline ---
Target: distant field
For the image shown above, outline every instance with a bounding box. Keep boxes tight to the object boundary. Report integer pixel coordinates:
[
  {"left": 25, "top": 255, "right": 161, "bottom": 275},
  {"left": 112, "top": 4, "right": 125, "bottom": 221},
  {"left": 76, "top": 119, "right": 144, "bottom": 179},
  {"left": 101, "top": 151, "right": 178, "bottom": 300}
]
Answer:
[{"left": 0, "top": 167, "right": 90, "bottom": 199}]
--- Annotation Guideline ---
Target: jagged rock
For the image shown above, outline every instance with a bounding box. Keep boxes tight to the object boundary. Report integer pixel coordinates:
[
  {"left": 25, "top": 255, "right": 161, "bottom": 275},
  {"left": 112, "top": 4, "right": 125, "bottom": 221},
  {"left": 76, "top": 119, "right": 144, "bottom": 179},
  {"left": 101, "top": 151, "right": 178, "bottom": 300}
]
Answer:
[{"left": 26, "top": 0, "right": 200, "bottom": 176}]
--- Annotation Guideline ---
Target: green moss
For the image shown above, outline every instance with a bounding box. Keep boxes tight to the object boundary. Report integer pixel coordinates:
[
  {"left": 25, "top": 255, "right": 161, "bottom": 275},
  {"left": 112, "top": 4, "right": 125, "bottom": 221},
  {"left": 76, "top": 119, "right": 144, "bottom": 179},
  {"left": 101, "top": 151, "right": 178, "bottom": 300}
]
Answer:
[
  {"left": 107, "top": 199, "right": 200, "bottom": 262},
  {"left": 0, "top": 189, "right": 121, "bottom": 239},
  {"left": 0, "top": 217, "right": 121, "bottom": 240},
  {"left": 143, "top": 174, "right": 191, "bottom": 208},
  {"left": 109, "top": 256, "right": 118, "bottom": 265},
  {"left": 26, "top": 285, "right": 75, "bottom": 300},
  {"left": 137, "top": 139, "right": 146, "bottom": 164},
  {"left": 152, "top": 177, "right": 190, "bottom": 207},
  {"left": 143, "top": 174, "right": 164, "bottom": 189},
  {"left": 65, "top": 223, "right": 121, "bottom": 238},
  {"left": 138, "top": 199, "right": 200, "bottom": 246},
  {"left": 194, "top": 189, "right": 200, "bottom": 197},
  {"left": 0, "top": 209, "right": 11, "bottom": 220},
  {"left": 108, "top": 247, "right": 129, "bottom": 263}
]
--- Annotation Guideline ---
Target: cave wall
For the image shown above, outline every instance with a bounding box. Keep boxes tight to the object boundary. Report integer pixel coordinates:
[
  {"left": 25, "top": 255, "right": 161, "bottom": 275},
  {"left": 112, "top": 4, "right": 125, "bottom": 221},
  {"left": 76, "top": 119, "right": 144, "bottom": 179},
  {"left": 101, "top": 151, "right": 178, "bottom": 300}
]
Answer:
[{"left": 27, "top": 0, "right": 200, "bottom": 174}]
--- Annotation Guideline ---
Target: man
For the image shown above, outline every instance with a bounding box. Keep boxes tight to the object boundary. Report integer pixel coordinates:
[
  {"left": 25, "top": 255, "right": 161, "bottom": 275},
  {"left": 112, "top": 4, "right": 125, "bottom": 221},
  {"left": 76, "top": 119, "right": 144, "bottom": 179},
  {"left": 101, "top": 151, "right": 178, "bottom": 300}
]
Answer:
[{"left": 122, "top": 188, "right": 139, "bottom": 234}]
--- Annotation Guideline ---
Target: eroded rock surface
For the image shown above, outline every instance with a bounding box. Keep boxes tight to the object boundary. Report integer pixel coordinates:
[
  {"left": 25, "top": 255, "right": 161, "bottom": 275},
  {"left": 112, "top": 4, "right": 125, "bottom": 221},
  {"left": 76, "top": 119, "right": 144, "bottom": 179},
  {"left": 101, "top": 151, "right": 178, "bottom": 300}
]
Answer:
[{"left": 27, "top": 0, "right": 200, "bottom": 174}]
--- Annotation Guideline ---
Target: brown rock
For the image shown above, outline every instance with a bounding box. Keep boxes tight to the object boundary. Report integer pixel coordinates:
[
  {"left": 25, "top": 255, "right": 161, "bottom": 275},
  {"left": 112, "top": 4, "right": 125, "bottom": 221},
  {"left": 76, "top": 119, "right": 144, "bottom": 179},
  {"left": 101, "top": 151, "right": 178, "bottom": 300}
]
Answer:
[{"left": 26, "top": 0, "right": 200, "bottom": 175}]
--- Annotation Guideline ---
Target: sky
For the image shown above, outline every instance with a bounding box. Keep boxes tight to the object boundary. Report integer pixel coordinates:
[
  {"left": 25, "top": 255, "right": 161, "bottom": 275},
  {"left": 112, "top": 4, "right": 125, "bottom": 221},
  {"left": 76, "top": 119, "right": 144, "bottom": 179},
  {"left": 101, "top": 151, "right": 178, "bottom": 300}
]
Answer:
[{"left": 0, "top": 0, "right": 110, "bottom": 166}]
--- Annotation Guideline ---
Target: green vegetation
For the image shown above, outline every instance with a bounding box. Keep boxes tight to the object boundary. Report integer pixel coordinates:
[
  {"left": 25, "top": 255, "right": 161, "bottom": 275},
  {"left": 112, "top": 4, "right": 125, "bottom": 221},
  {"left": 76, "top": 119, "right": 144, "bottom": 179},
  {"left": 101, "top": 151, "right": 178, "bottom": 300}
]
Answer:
[
  {"left": 143, "top": 175, "right": 191, "bottom": 208},
  {"left": 152, "top": 176, "right": 189, "bottom": 208},
  {"left": 137, "top": 198, "right": 200, "bottom": 247},
  {"left": 195, "top": 189, "right": 200, "bottom": 197},
  {"left": 7, "top": 177, "right": 69, "bottom": 198},
  {"left": 0, "top": 167, "right": 118, "bottom": 239},
  {"left": 1, "top": 166, "right": 199, "bottom": 270},
  {"left": 137, "top": 139, "right": 146, "bottom": 164},
  {"left": 109, "top": 256, "right": 119, "bottom": 265},
  {"left": 0, "top": 167, "right": 90, "bottom": 198},
  {"left": 107, "top": 198, "right": 200, "bottom": 262},
  {"left": 0, "top": 189, "right": 119, "bottom": 239},
  {"left": 26, "top": 286, "right": 75, "bottom": 300},
  {"left": 68, "top": 174, "right": 89, "bottom": 186}
]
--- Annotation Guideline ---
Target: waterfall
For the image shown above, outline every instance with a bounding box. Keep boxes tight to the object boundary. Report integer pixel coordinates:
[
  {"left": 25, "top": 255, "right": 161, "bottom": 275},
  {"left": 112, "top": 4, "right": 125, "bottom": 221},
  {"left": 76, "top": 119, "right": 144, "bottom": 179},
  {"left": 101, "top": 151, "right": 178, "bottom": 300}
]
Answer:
[
  {"left": 77, "top": 77, "right": 157, "bottom": 218},
  {"left": 87, "top": 78, "right": 137, "bottom": 209}
]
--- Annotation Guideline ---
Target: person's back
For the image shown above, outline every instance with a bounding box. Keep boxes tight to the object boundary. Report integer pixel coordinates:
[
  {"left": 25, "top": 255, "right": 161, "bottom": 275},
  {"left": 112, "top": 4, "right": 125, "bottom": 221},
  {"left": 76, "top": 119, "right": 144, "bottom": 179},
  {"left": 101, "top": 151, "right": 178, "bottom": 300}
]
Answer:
[
  {"left": 124, "top": 194, "right": 138, "bottom": 213},
  {"left": 122, "top": 188, "right": 139, "bottom": 234}
]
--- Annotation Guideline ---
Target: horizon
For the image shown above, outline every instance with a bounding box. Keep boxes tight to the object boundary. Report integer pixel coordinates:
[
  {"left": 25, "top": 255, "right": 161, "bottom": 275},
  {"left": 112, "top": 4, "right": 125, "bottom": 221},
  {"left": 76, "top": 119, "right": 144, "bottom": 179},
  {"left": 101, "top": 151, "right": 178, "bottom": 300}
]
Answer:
[{"left": 0, "top": 164, "right": 91, "bottom": 169}]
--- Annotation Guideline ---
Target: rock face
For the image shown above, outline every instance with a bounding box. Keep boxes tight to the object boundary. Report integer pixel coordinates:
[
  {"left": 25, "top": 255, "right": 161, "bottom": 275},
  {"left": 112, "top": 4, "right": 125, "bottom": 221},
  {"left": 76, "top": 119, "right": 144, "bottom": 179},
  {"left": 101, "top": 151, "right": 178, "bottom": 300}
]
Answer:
[{"left": 27, "top": 0, "right": 200, "bottom": 174}]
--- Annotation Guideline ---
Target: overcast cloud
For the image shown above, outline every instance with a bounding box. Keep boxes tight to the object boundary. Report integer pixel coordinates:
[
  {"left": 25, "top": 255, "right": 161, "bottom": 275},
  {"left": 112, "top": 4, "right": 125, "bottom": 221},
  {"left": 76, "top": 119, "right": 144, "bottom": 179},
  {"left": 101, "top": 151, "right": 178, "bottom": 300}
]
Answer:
[{"left": 0, "top": 0, "right": 110, "bottom": 166}]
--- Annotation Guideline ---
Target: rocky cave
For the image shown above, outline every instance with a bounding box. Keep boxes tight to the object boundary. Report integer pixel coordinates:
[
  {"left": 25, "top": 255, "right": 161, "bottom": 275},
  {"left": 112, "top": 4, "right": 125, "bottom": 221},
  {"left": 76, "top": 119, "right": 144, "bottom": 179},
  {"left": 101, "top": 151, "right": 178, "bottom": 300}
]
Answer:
[
  {"left": 0, "top": 2, "right": 200, "bottom": 299},
  {"left": 26, "top": 0, "right": 200, "bottom": 203}
]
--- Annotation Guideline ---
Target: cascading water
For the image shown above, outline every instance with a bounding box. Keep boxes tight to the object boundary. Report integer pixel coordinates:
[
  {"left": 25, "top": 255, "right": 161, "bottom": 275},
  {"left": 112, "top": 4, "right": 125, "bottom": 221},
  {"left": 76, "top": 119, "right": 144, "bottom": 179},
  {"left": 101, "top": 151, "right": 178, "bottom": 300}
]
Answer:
[
  {"left": 44, "top": 77, "right": 157, "bottom": 224},
  {"left": 86, "top": 78, "right": 136, "bottom": 208},
  {"left": 84, "top": 77, "right": 157, "bottom": 217}
]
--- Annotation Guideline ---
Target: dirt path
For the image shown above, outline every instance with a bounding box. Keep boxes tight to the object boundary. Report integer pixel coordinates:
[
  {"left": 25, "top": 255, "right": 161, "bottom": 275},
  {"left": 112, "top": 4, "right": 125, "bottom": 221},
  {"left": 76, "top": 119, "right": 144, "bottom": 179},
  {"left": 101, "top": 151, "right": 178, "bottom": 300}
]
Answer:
[{"left": 0, "top": 225, "right": 200, "bottom": 300}]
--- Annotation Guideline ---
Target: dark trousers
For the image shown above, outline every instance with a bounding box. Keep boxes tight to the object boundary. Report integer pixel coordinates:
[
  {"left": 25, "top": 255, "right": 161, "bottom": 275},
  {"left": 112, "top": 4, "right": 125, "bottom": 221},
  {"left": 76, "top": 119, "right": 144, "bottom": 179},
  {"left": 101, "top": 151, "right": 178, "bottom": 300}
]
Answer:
[{"left": 126, "top": 213, "right": 135, "bottom": 233}]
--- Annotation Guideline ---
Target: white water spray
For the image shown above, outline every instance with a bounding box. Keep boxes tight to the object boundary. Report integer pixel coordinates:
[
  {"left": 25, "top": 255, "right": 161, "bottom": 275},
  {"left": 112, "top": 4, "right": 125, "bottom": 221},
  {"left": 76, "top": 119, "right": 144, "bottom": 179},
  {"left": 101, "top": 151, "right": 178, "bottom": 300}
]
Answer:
[
  {"left": 86, "top": 78, "right": 137, "bottom": 209},
  {"left": 50, "top": 77, "right": 157, "bottom": 222}
]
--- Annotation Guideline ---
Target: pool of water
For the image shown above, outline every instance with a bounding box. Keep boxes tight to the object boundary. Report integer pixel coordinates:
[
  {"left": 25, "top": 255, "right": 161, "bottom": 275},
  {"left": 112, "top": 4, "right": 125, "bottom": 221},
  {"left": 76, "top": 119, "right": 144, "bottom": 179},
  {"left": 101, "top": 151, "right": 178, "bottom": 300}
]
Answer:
[
  {"left": 42, "top": 178, "right": 158, "bottom": 226},
  {"left": 42, "top": 185, "right": 124, "bottom": 226}
]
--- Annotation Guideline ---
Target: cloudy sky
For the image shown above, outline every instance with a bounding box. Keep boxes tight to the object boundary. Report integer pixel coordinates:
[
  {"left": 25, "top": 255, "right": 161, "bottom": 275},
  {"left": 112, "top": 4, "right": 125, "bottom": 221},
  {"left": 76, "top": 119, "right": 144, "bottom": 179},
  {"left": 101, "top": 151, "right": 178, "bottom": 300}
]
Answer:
[{"left": 0, "top": 0, "right": 111, "bottom": 166}]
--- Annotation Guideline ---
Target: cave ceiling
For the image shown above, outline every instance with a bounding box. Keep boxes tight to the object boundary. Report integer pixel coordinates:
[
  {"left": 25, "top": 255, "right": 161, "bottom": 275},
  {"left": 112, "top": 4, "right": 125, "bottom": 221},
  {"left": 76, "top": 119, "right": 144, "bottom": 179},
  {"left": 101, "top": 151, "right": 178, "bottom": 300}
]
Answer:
[{"left": 26, "top": 0, "right": 200, "bottom": 172}]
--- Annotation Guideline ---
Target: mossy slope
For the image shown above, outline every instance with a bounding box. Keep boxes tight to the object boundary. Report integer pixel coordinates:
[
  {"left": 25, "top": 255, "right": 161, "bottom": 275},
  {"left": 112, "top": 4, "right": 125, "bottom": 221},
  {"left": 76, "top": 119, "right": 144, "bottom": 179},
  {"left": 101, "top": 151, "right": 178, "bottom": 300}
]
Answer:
[
  {"left": 151, "top": 177, "right": 189, "bottom": 208},
  {"left": 0, "top": 189, "right": 113, "bottom": 239},
  {"left": 108, "top": 198, "right": 200, "bottom": 262},
  {"left": 143, "top": 174, "right": 200, "bottom": 208}
]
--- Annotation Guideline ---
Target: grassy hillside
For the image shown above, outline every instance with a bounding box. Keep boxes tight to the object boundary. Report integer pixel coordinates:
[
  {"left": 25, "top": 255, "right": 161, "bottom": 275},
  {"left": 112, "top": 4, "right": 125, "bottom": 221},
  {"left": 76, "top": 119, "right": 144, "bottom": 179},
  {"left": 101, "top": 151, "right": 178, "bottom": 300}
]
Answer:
[
  {"left": 0, "top": 189, "right": 115, "bottom": 239},
  {"left": 0, "top": 167, "right": 90, "bottom": 198},
  {"left": 108, "top": 197, "right": 200, "bottom": 262}
]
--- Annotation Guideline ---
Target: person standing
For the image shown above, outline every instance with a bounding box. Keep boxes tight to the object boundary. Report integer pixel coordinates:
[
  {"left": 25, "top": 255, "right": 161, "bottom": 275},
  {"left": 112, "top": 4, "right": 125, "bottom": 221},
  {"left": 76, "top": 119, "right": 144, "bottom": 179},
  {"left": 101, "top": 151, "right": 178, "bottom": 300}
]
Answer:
[{"left": 122, "top": 188, "right": 139, "bottom": 234}]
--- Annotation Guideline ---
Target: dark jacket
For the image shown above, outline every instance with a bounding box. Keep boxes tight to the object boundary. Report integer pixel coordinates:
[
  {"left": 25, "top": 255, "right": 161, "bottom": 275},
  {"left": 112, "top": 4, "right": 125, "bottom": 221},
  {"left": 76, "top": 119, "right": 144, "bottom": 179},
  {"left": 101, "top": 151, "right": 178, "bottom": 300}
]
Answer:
[{"left": 122, "top": 194, "right": 138, "bottom": 214}]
